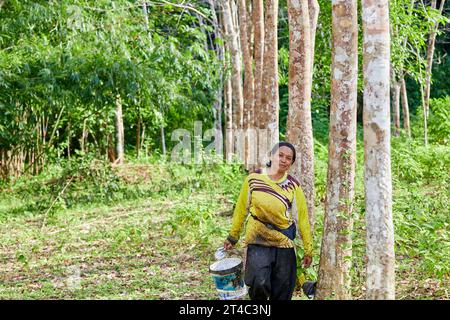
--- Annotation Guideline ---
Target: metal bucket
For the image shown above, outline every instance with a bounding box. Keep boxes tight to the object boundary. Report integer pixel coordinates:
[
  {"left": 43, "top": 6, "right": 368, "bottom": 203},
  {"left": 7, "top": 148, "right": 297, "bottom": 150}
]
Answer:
[{"left": 209, "top": 257, "right": 247, "bottom": 300}]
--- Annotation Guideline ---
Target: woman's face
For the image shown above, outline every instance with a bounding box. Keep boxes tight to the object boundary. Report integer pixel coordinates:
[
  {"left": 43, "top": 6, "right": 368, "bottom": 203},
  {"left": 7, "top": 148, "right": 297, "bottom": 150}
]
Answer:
[{"left": 270, "top": 146, "right": 294, "bottom": 173}]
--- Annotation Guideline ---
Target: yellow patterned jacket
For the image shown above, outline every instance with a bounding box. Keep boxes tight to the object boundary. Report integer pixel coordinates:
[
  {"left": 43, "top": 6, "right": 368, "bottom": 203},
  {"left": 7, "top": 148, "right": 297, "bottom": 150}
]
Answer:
[{"left": 227, "top": 170, "right": 312, "bottom": 256}]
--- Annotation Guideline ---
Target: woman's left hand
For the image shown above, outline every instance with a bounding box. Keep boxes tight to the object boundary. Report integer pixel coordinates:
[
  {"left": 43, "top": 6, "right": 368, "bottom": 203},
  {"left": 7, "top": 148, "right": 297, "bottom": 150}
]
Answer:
[{"left": 303, "top": 255, "right": 312, "bottom": 268}]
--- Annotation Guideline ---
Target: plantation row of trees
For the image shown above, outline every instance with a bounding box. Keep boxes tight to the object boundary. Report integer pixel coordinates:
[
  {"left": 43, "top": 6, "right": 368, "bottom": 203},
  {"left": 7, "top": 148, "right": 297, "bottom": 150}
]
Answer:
[
  {"left": 1, "top": 1, "right": 447, "bottom": 179},
  {"left": 0, "top": 0, "right": 448, "bottom": 300},
  {"left": 212, "top": 0, "right": 447, "bottom": 299},
  {"left": 216, "top": 0, "right": 448, "bottom": 161}
]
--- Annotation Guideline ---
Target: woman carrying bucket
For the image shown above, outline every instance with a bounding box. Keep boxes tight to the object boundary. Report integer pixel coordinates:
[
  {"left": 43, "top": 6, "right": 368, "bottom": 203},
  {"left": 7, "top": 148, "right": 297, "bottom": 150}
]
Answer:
[{"left": 223, "top": 141, "right": 313, "bottom": 300}]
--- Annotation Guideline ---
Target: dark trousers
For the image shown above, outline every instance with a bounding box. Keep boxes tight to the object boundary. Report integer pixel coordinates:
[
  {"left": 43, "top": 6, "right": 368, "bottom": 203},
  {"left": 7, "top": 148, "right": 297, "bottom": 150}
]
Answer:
[{"left": 244, "top": 244, "right": 297, "bottom": 300}]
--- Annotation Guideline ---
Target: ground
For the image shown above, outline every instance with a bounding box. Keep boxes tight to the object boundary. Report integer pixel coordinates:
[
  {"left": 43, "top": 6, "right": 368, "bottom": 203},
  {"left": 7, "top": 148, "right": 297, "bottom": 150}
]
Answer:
[{"left": 0, "top": 160, "right": 448, "bottom": 300}]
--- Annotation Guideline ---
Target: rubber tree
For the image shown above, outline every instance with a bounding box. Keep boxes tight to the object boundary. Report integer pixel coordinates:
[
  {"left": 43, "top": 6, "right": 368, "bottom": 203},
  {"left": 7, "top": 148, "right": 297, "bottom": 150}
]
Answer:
[
  {"left": 316, "top": 0, "right": 358, "bottom": 300},
  {"left": 260, "top": 0, "right": 280, "bottom": 164},
  {"left": 238, "top": 0, "right": 255, "bottom": 168},
  {"left": 286, "top": 0, "right": 318, "bottom": 229},
  {"left": 362, "top": 0, "right": 395, "bottom": 300},
  {"left": 222, "top": 0, "right": 244, "bottom": 158},
  {"left": 253, "top": 0, "right": 265, "bottom": 169}
]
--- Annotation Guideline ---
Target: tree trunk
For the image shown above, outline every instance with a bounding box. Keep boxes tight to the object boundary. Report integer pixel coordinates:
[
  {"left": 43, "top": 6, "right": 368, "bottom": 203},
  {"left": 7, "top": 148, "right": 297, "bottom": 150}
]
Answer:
[
  {"left": 231, "top": 0, "right": 241, "bottom": 54},
  {"left": 316, "top": 0, "right": 358, "bottom": 300},
  {"left": 221, "top": 1, "right": 234, "bottom": 163},
  {"left": 142, "top": 2, "right": 149, "bottom": 29},
  {"left": 308, "top": 0, "right": 319, "bottom": 82},
  {"left": 362, "top": 0, "right": 395, "bottom": 300},
  {"left": 247, "top": 0, "right": 254, "bottom": 59},
  {"left": 224, "top": 76, "right": 234, "bottom": 163},
  {"left": 253, "top": 0, "right": 265, "bottom": 169},
  {"left": 208, "top": 0, "right": 224, "bottom": 159},
  {"left": 392, "top": 79, "right": 401, "bottom": 137},
  {"left": 261, "top": 0, "right": 279, "bottom": 159},
  {"left": 115, "top": 93, "right": 125, "bottom": 164},
  {"left": 80, "top": 119, "right": 87, "bottom": 153},
  {"left": 136, "top": 111, "right": 141, "bottom": 157},
  {"left": 424, "top": 0, "right": 446, "bottom": 119},
  {"left": 141, "top": 123, "right": 146, "bottom": 155},
  {"left": 238, "top": 0, "right": 255, "bottom": 168},
  {"left": 420, "top": 82, "right": 428, "bottom": 146},
  {"left": 160, "top": 118, "right": 166, "bottom": 157},
  {"left": 400, "top": 77, "right": 411, "bottom": 137},
  {"left": 67, "top": 122, "right": 71, "bottom": 163},
  {"left": 286, "top": 0, "right": 315, "bottom": 229},
  {"left": 222, "top": 0, "right": 244, "bottom": 159},
  {"left": 252, "top": 0, "right": 265, "bottom": 97}
]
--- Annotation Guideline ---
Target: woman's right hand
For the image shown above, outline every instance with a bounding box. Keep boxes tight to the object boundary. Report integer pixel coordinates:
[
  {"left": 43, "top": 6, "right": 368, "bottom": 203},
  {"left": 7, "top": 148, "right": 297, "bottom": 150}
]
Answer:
[{"left": 223, "top": 239, "right": 233, "bottom": 250}]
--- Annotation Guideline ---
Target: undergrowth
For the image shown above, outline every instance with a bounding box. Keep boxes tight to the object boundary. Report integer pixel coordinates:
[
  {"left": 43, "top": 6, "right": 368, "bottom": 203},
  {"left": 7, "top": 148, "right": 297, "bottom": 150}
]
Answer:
[{"left": 0, "top": 133, "right": 448, "bottom": 299}]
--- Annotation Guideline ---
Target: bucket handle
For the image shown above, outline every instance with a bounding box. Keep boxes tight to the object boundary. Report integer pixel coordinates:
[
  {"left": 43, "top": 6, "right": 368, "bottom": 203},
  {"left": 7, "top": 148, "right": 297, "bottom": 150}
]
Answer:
[{"left": 215, "top": 247, "right": 242, "bottom": 260}]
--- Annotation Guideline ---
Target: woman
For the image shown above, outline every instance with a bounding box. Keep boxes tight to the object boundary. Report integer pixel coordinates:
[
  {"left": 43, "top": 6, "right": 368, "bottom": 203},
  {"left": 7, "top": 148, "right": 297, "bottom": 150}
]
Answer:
[{"left": 223, "top": 141, "right": 313, "bottom": 300}]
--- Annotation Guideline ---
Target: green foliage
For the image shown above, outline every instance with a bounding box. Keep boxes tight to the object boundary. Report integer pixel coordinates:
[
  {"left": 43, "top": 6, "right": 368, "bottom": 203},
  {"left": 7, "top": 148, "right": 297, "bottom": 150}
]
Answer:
[
  {"left": 431, "top": 51, "right": 450, "bottom": 99},
  {"left": 313, "top": 140, "right": 328, "bottom": 204},
  {"left": 411, "top": 96, "right": 450, "bottom": 145},
  {"left": 391, "top": 138, "right": 449, "bottom": 184},
  {"left": 388, "top": 138, "right": 449, "bottom": 285},
  {"left": 393, "top": 184, "right": 449, "bottom": 280},
  {"left": 428, "top": 96, "right": 450, "bottom": 144},
  {"left": 389, "top": 0, "right": 444, "bottom": 82},
  {"left": 163, "top": 200, "right": 227, "bottom": 247},
  {"left": 0, "top": 0, "right": 220, "bottom": 166}
]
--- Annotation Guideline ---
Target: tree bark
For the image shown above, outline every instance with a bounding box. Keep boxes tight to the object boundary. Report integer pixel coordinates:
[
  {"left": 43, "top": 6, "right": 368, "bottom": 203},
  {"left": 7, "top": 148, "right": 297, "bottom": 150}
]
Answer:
[
  {"left": 221, "top": 1, "right": 234, "bottom": 162},
  {"left": 136, "top": 111, "right": 141, "bottom": 157},
  {"left": 67, "top": 122, "right": 71, "bottom": 163},
  {"left": 80, "top": 119, "right": 87, "bottom": 153},
  {"left": 224, "top": 76, "right": 234, "bottom": 163},
  {"left": 308, "top": 0, "right": 319, "bottom": 83},
  {"left": 362, "top": 0, "right": 395, "bottom": 300},
  {"left": 141, "top": 123, "right": 146, "bottom": 155},
  {"left": 160, "top": 110, "right": 166, "bottom": 157},
  {"left": 392, "top": 77, "right": 401, "bottom": 137},
  {"left": 253, "top": 0, "right": 265, "bottom": 169},
  {"left": 246, "top": 0, "right": 254, "bottom": 59},
  {"left": 238, "top": 0, "right": 255, "bottom": 168},
  {"left": 400, "top": 77, "right": 411, "bottom": 137},
  {"left": 231, "top": 0, "right": 241, "bottom": 54},
  {"left": 222, "top": 0, "right": 244, "bottom": 158},
  {"left": 286, "top": 0, "right": 315, "bottom": 229},
  {"left": 260, "top": 0, "right": 279, "bottom": 159},
  {"left": 316, "top": 0, "right": 358, "bottom": 300},
  {"left": 115, "top": 93, "right": 125, "bottom": 164},
  {"left": 252, "top": 0, "right": 264, "bottom": 120},
  {"left": 420, "top": 82, "right": 428, "bottom": 146},
  {"left": 208, "top": 0, "right": 224, "bottom": 159}
]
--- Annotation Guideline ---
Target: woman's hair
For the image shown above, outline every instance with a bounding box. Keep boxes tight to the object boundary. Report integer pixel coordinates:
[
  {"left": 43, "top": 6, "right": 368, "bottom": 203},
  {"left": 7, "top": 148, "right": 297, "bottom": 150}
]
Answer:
[{"left": 266, "top": 141, "right": 296, "bottom": 168}]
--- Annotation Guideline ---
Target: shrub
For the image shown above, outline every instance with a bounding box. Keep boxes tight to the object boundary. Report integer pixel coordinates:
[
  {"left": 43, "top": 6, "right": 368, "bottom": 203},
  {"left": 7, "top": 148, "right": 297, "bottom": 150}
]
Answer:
[
  {"left": 412, "top": 96, "right": 450, "bottom": 145},
  {"left": 428, "top": 96, "right": 450, "bottom": 145},
  {"left": 391, "top": 139, "right": 449, "bottom": 184}
]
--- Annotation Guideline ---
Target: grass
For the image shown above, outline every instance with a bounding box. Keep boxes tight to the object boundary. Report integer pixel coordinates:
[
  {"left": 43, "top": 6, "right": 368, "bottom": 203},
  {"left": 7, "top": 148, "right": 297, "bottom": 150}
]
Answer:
[
  {"left": 0, "top": 136, "right": 449, "bottom": 300},
  {"left": 0, "top": 193, "right": 227, "bottom": 299}
]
